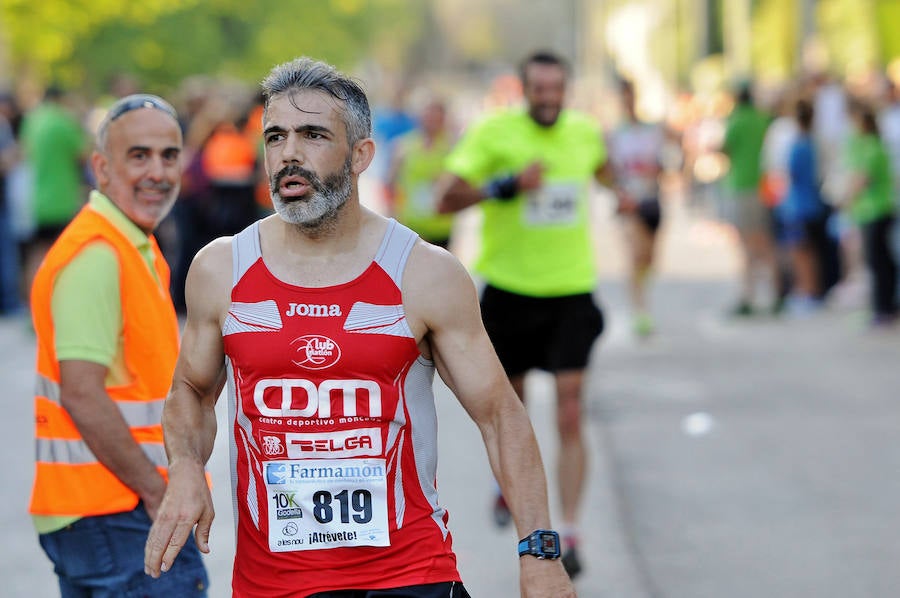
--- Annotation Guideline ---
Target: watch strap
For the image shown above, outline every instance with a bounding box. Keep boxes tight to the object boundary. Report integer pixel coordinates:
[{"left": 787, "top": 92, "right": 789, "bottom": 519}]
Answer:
[{"left": 517, "top": 529, "right": 561, "bottom": 559}]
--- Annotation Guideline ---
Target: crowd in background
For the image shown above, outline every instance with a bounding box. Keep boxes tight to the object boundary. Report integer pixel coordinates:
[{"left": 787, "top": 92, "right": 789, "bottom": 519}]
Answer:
[
  {"left": 0, "top": 64, "right": 898, "bottom": 330},
  {"left": 0, "top": 76, "right": 272, "bottom": 316},
  {"left": 677, "top": 69, "right": 900, "bottom": 328}
]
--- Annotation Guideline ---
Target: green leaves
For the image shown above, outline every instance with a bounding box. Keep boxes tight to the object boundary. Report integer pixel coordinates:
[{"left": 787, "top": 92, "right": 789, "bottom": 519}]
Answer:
[{"left": 0, "top": 0, "right": 424, "bottom": 94}]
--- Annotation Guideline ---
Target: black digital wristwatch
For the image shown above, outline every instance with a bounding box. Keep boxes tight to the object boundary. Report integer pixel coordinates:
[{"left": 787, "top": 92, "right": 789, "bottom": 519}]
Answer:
[{"left": 517, "top": 529, "right": 561, "bottom": 559}]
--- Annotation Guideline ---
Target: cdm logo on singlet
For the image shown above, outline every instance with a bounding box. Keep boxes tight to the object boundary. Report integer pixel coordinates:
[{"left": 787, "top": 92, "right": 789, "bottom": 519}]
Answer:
[{"left": 254, "top": 378, "right": 382, "bottom": 420}]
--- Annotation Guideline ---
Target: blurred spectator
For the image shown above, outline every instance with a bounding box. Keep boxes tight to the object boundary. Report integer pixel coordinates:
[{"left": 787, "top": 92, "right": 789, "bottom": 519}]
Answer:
[
  {"left": 844, "top": 100, "right": 897, "bottom": 327},
  {"left": 170, "top": 98, "right": 259, "bottom": 312},
  {"left": 812, "top": 75, "right": 867, "bottom": 305},
  {"left": 779, "top": 99, "right": 829, "bottom": 316},
  {"left": 680, "top": 92, "right": 729, "bottom": 216},
  {"left": 761, "top": 88, "right": 798, "bottom": 210},
  {"left": 374, "top": 87, "right": 417, "bottom": 153},
  {"left": 880, "top": 80, "right": 900, "bottom": 193},
  {"left": 761, "top": 87, "right": 800, "bottom": 311},
  {"left": 370, "top": 86, "right": 417, "bottom": 199},
  {"left": 0, "top": 94, "right": 22, "bottom": 314},
  {"left": 606, "top": 79, "right": 665, "bottom": 337},
  {"left": 242, "top": 91, "right": 273, "bottom": 212},
  {"left": 20, "top": 86, "right": 88, "bottom": 303},
  {"left": 878, "top": 80, "right": 900, "bottom": 288},
  {"left": 386, "top": 96, "right": 456, "bottom": 249},
  {"left": 0, "top": 93, "right": 33, "bottom": 263},
  {"left": 201, "top": 111, "right": 259, "bottom": 235},
  {"left": 721, "top": 83, "right": 777, "bottom": 316},
  {"left": 812, "top": 72, "right": 850, "bottom": 179},
  {"left": 169, "top": 85, "right": 216, "bottom": 312}
]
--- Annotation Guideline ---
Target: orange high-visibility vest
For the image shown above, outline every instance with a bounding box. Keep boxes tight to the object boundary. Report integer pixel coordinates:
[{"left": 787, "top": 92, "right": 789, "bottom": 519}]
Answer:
[{"left": 29, "top": 205, "right": 179, "bottom": 517}]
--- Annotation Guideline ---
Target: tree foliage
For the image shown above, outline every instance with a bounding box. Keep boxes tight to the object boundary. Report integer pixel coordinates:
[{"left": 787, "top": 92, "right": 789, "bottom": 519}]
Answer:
[
  {"left": 3, "top": 0, "right": 900, "bottom": 99},
  {"left": 1, "top": 0, "right": 425, "bottom": 95}
]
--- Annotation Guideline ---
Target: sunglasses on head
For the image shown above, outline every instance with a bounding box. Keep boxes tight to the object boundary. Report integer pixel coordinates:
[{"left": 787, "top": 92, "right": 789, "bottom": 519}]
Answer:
[{"left": 106, "top": 94, "right": 177, "bottom": 123}]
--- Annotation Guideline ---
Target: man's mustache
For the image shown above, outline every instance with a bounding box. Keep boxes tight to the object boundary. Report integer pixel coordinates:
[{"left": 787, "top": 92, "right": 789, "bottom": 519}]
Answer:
[
  {"left": 137, "top": 180, "right": 175, "bottom": 193},
  {"left": 272, "top": 165, "right": 323, "bottom": 193}
]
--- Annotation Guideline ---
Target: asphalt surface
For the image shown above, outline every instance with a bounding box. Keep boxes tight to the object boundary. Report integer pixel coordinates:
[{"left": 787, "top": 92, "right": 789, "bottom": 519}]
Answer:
[{"left": 3, "top": 191, "right": 899, "bottom": 597}]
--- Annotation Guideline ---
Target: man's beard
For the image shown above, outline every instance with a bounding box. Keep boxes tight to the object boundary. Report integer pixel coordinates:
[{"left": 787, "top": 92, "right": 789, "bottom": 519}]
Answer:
[
  {"left": 270, "top": 159, "right": 353, "bottom": 229},
  {"left": 529, "top": 103, "right": 562, "bottom": 127}
]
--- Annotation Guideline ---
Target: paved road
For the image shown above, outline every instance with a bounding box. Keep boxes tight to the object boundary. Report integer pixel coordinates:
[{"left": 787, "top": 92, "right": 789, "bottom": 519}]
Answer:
[{"left": 3, "top": 193, "right": 899, "bottom": 597}]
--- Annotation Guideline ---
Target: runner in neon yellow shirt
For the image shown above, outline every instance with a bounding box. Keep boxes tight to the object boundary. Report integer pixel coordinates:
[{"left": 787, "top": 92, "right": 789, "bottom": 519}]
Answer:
[
  {"left": 387, "top": 98, "right": 455, "bottom": 247},
  {"left": 437, "top": 51, "right": 608, "bottom": 579}
]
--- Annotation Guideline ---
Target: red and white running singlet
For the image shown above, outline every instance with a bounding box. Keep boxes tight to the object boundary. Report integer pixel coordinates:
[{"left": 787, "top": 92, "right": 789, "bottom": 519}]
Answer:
[{"left": 223, "top": 220, "right": 460, "bottom": 597}]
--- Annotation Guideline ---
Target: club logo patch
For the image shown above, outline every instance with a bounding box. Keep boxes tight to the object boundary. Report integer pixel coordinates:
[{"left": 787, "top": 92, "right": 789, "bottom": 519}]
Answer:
[
  {"left": 290, "top": 335, "right": 341, "bottom": 370},
  {"left": 262, "top": 434, "right": 285, "bottom": 456}
]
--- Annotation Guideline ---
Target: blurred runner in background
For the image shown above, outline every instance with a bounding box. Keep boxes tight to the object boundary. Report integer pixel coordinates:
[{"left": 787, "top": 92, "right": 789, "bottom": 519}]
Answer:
[{"left": 437, "top": 49, "right": 608, "bottom": 579}]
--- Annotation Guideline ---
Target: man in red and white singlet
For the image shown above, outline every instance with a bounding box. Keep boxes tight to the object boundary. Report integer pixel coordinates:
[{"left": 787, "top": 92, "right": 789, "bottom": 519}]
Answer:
[{"left": 145, "top": 57, "right": 575, "bottom": 598}]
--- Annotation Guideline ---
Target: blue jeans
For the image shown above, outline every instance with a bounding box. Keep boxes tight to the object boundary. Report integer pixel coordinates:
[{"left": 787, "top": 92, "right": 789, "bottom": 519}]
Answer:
[{"left": 38, "top": 503, "right": 209, "bottom": 598}]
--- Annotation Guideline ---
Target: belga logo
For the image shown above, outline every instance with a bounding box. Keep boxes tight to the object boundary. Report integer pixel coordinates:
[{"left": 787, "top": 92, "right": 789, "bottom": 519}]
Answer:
[{"left": 291, "top": 335, "right": 341, "bottom": 370}]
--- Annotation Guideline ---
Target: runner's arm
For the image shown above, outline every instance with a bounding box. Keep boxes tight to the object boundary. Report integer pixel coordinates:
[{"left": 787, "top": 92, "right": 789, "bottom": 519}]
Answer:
[
  {"left": 595, "top": 156, "right": 614, "bottom": 187},
  {"left": 405, "top": 244, "right": 576, "bottom": 598},
  {"left": 145, "top": 238, "right": 231, "bottom": 578},
  {"left": 434, "top": 172, "right": 484, "bottom": 213},
  {"left": 435, "top": 163, "right": 544, "bottom": 214}
]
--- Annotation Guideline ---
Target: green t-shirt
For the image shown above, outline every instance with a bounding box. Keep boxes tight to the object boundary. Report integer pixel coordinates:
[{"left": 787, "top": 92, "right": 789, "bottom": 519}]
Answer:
[
  {"left": 20, "top": 102, "right": 87, "bottom": 227},
  {"left": 846, "top": 133, "right": 895, "bottom": 224},
  {"left": 723, "top": 104, "right": 770, "bottom": 192},
  {"left": 445, "top": 108, "right": 605, "bottom": 297},
  {"left": 34, "top": 191, "right": 158, "bottom": 535},
  {"left": 395, "top": 130, "right": 455, "bottom": 241}
]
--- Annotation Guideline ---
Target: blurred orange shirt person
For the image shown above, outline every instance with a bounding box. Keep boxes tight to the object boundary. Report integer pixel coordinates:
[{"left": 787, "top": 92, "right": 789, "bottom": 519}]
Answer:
[
  {"left": 201, "top": 122, "right": 256, "bottom": 183},
  {"left": 243, "top": 103, "right": 272, "bottom": 209}
]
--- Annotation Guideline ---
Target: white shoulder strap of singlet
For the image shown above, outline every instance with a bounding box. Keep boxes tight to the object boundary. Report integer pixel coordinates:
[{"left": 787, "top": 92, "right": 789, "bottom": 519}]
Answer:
[
  {"left": 231, "top": 221, "right": 262, "bottom": 287},
  {"left": 373, "top": 219, "right": 419, "bottom": 289}
]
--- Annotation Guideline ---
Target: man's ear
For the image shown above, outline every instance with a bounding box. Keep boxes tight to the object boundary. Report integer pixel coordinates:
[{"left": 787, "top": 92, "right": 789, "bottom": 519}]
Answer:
[
  {"left": 90, "top": 150, "right": 109, "bottom": 190},
  {"left": 351, "top": 138, "right": 376, "bottom": 176}
]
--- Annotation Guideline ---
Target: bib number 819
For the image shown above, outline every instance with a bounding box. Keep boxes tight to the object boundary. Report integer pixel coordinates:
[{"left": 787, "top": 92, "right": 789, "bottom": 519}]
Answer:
[{"left": 312, "top": 489, "right": 373, "bottom": 524}]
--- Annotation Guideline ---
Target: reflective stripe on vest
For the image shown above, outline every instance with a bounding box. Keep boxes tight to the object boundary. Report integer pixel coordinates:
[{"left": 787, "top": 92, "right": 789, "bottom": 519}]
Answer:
[
  {"left": 35, "top": 437, "right": 167, "bottom": 467},
  {"left": 35, "top": 374, "right": 166, "bottom": 429}
]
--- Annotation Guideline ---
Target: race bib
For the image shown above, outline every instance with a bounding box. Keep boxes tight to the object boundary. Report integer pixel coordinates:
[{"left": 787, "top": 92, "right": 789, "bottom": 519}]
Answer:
[
  {"left": 524, "top": 182, "right": 580, "bottom": 226},
  {"left": 263, "top": 458, "right": 389, "bottom": 552}
]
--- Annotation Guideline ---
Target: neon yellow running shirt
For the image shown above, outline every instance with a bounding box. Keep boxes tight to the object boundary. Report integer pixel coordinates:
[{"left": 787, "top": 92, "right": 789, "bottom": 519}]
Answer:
[
  {"left": 394, "top": 130, "right": 455, "bottom": 241},
  {"left": 445, "top": 108, "right": 605, "bottom": 296}
]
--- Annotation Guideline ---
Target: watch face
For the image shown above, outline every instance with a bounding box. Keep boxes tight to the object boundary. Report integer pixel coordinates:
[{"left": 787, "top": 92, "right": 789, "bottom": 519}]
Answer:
[{"left": 540, "top": 532, "right": 559, "bottom": 554}]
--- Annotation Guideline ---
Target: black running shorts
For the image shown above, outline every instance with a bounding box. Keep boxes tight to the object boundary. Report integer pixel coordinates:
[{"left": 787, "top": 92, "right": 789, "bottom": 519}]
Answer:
[
  {"left": 635, "top": 197, "right": 662, "bottom": 233},
  {"left": 480, "top": 284, "right": 604, "bottom": 377}
]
